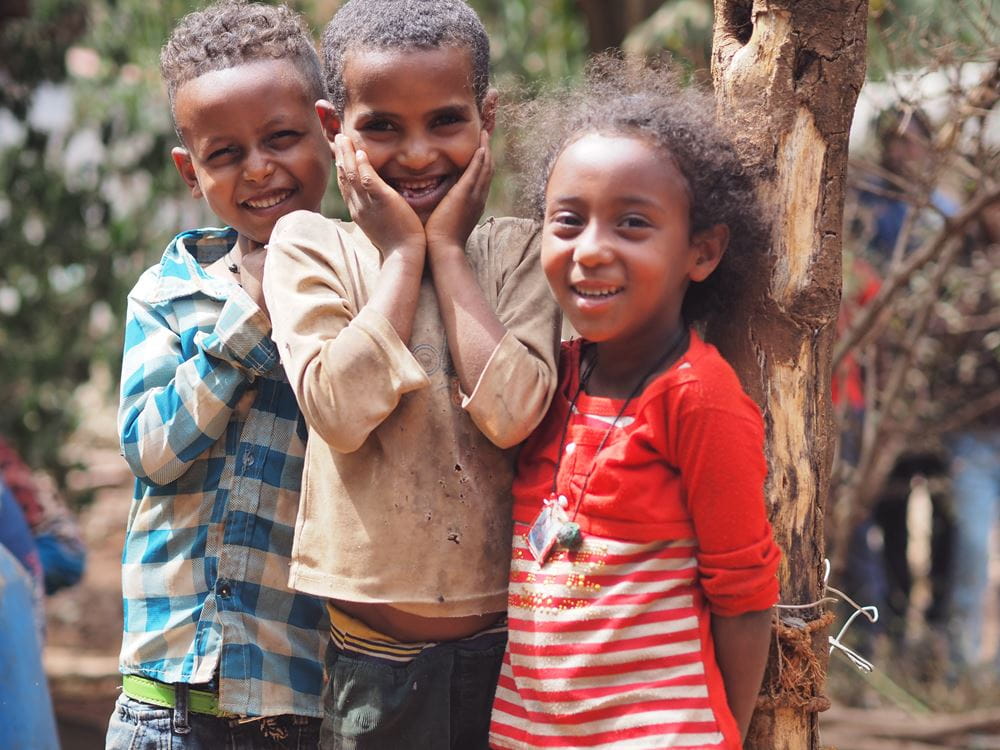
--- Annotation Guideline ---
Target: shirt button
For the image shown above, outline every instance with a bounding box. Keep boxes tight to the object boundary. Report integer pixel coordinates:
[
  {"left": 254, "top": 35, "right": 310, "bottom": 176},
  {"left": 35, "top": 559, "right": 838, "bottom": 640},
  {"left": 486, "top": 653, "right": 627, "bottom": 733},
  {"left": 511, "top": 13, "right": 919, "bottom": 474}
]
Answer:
[
  {"left": 218, "top": 582, "right": 231, "bottom": 598},
  {"left": 565, "top": 442, "right": 576, "bottom": 455}
]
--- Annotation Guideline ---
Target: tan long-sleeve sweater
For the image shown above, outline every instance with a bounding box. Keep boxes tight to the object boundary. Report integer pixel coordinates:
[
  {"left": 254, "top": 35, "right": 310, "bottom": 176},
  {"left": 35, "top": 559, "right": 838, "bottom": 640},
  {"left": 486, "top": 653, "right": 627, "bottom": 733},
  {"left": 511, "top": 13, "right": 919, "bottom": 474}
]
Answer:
[{"left": 264, "top": 211, "right": 561, "bottom": 617}]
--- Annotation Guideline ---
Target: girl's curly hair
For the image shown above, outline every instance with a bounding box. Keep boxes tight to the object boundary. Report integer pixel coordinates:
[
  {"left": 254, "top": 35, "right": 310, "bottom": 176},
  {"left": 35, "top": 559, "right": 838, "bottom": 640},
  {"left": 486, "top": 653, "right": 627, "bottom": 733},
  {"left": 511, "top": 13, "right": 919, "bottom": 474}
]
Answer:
[
  {"left": 510, "top": 55, "right": 769, "bottom": 324},
  {"left": 160, "top": 0, "right": 324, "bottom": 141}
]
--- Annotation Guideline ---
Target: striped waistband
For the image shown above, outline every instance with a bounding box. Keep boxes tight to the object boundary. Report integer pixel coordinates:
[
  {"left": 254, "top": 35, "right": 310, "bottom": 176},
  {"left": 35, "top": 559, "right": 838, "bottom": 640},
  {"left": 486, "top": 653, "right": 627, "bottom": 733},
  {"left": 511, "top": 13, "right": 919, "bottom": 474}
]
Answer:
[{"left": 327, "top": 603, "right": 507, "bottom": 664}]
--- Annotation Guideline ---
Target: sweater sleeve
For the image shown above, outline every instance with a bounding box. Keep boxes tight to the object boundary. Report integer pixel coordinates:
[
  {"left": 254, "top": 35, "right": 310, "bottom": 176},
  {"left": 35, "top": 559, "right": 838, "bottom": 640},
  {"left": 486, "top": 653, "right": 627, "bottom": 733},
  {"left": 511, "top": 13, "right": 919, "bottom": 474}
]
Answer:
[
  {"left": 264, "top": 211, "right": 430, "bottom": 453},
  {"left": 460, "top": 218, "right": 561, "bottom": 448},
  {"left": 672, "top": 383, "right": 781, "bottom": 616}
]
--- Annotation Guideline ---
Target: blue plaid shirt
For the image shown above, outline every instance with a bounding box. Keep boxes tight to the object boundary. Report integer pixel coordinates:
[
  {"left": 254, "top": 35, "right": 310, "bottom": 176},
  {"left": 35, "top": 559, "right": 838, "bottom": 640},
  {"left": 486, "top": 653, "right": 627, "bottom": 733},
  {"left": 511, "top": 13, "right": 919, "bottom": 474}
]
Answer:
[{"left": 117, "top": 228, "right": 328, "bottom": 718}]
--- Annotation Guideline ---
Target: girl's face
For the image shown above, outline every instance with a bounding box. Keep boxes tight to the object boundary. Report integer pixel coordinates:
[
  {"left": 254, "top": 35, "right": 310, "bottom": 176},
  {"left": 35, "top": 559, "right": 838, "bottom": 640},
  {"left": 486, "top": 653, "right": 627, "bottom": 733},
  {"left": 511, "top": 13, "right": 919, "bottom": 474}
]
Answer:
[{"left": 541, "top": 133, "right": 724, "bottom": 349}]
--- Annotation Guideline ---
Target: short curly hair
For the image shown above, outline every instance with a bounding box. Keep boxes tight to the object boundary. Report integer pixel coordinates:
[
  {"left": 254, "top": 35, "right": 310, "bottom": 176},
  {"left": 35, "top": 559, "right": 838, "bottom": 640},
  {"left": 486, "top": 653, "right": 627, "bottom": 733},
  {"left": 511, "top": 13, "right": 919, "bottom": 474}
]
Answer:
[
  {"left": 320, "top": 0, "right": 491, "bottom": 116},
  {"left": 511, "top": 56, "right": 768, "bottom": 324},
  {"left": 160, "top": 0, "right": 324, "bottom": 140}
]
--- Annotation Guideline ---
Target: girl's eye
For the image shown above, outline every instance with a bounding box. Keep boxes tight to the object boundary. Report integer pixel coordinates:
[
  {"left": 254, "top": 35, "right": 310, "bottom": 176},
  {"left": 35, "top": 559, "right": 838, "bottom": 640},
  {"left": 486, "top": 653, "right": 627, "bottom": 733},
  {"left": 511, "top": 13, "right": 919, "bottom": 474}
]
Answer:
[
  {"left": 432, "top": 114, "right": 464, "bottom": 128},
  {"left": 621, "top": 215, "right": 652, "bottom": 229},
  {"left": 548, "top": 211, "right": 583, "bottom": 229}
]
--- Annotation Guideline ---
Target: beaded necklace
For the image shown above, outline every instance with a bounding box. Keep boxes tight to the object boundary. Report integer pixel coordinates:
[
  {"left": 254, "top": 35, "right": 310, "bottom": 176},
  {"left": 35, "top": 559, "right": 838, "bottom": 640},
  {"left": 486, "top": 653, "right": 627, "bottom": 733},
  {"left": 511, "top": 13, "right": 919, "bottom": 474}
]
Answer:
[{"left": 527, "top": 327, "right": 690, "bottom": 565}]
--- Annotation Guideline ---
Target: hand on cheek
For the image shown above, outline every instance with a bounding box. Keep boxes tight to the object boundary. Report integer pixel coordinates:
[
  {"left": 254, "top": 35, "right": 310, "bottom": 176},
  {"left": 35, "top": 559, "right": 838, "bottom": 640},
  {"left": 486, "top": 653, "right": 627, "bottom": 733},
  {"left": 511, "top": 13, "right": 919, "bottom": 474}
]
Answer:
[
  {"left": 425, "top": 130, "right": 493, "bottom": 253},
  {"left": 334, "top": 133, "right": 426, "bottom": 258}
]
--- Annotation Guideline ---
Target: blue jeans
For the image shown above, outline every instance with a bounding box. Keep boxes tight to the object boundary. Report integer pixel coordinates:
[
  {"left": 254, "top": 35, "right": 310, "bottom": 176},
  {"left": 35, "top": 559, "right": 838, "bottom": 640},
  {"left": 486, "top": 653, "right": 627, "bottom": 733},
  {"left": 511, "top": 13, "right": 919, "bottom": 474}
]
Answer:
[
  {"left": 948, "top": 429, "right": 1000, "bottom": 668},
  {"left": 321, "top": 630, "right": 506, "bottom": 750},
  {"left": 105, "top": 693, "right": 320, "bottom": 750}
]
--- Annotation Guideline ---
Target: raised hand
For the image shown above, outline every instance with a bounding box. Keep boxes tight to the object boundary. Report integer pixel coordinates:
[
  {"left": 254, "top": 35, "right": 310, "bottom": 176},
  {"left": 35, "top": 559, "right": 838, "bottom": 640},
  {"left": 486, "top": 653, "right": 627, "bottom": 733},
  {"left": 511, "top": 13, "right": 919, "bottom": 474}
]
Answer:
[
  {"left": 425, "top": 130, "right": 493, "bottom": 254},
  {"left": 334, "top": 133, "right": 426, "bottom": 258},
  {"left": 239, "top": 245, "right": 268, "bottom": 319}
]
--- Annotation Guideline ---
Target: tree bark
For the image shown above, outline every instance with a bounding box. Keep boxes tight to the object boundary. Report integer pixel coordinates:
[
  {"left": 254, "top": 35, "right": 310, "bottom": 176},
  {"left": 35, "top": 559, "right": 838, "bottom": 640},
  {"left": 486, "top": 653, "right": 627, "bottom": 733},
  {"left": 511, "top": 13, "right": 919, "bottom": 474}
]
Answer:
[
  {"left": 575, "top": 0, "right": 663, "bottom": 53},
  {"left": 708, "top": 2, "right": 868, "bottom": 749}
]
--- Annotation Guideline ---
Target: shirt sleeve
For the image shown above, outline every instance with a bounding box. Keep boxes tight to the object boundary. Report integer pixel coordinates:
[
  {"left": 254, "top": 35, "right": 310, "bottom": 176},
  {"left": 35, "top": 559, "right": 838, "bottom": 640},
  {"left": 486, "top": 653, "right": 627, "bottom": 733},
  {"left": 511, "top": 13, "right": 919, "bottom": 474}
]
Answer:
[
  {"left": 264, "top": 211, "right": 431, "bottom": 453},
  {"left": 118, "top": 273, "right": 273, "bottom": 486},
  {"left": 461, "top": 218, "right": 561, "bottom": 448},
  {"left": 671, "top": 385, "right": 781, "bottom": 617}
]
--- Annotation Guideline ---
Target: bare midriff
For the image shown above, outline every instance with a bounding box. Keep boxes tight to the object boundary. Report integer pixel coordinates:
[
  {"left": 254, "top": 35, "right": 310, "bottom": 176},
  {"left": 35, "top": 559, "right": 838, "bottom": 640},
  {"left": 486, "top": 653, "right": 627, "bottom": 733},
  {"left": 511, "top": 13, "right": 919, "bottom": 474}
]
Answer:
[{"left": 332, "top": 599, "right": 505, "bottom": 642}]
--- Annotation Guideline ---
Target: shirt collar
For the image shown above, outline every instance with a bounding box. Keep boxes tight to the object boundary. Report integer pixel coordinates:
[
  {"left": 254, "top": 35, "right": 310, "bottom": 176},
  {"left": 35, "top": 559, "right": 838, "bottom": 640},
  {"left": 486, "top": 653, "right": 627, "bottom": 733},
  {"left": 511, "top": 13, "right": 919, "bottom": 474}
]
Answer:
[{"left": 146, "top": 226, "right": 240, "bottom": 304}]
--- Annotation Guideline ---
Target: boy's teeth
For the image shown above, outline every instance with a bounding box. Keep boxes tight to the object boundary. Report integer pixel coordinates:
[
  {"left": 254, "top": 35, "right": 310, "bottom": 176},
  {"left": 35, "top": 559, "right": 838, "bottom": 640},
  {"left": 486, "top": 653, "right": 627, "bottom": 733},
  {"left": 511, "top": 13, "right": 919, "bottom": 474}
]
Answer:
[
  {"left": 244, "top": 190, "right": 291, "bottom": 209},
  {"left": 574, "top": 286, "right": 621, "bottom": 298},
  {"left": 396, "top": 178, "right": 441, "bottom": 197}
]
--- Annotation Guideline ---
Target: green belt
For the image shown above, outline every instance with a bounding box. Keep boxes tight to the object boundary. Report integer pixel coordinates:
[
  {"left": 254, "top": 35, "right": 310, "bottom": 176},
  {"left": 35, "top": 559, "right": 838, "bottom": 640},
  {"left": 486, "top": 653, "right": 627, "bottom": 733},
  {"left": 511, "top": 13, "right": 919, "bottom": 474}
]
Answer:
[{"left": 122, "top": 674, "right": 229, "bottom": 717}]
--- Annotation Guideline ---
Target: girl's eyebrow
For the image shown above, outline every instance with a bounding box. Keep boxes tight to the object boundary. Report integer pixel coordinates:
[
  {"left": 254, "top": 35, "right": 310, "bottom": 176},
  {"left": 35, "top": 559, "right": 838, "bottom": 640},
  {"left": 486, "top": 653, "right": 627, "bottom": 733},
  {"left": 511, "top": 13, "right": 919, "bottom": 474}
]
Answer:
[
  {"left": 549, "top": 193, "right": 660, "bottom": 208},
  {"left": 428, "top": 103, "right": 473, "bottom": 117}
]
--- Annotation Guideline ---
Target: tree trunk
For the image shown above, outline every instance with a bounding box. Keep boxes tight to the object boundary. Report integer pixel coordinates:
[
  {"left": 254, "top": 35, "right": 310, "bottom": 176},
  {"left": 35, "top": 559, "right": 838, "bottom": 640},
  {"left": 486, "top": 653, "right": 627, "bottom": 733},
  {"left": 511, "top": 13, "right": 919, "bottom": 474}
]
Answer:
[
  {"left": 708, "top": 2, "right": 868, "bottom": 749},
  {"left": 576, "top": 0, "right": 663, "bottom": 53}
]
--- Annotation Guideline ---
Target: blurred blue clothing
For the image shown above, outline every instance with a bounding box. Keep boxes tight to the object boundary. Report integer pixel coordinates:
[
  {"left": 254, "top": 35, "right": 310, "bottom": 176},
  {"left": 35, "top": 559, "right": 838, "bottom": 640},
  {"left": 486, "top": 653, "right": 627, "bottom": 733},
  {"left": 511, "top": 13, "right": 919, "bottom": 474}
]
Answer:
[
  {"left": 0, "top": 478, "right": 42, "bottom": 585},
  {"left": 856, "top": 179, "right": 958, "bottom": 265},
  {"left": 947, "top": 430, "right": 1000, "bottom": 667},
  {"left": 0, "top": 544, "right": 59, "bottom": 750},
  {"left": 0, "top": 479, "right": 45, "bottom": 639},
  {"left": 35, "top": 532, "right": 85, "bottom": 595}
]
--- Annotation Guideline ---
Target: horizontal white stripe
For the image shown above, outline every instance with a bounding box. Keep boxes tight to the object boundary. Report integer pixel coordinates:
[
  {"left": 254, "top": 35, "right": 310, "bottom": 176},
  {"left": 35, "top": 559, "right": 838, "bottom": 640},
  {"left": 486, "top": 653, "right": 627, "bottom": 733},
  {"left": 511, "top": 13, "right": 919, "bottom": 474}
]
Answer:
[
  {"left": 500, "top": 659, "right": 706, "bottom": 694},
  {"left": 507, "top": 637, "right": 703, "bottom": 672},
  {"left": 491, "top": 701, "right": 720, "bottom": 739},
  {"left": 494, "top": 682, "right": 709, "bottom": 708},
  {"left": 507, "top": 614, "right": 700, "bottom": 648}
]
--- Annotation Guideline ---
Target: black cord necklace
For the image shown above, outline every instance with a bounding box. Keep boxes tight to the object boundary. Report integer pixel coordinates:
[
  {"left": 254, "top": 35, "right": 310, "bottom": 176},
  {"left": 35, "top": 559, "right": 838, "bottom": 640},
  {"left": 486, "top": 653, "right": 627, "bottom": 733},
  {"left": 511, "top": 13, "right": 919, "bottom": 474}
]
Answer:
[{"left": 527, "top": 327, "right": 690, "bottom": 564}]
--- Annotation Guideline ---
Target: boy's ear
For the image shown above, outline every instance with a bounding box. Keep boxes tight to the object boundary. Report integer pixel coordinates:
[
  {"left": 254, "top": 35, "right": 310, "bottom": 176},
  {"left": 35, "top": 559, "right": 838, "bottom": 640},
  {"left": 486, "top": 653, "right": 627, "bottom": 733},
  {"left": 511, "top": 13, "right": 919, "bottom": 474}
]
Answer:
[
  {"left": 315, "top": 99, "right": 341, "bottom": 142},
  {"left": 689, "top": 223, "right": 729, "bottom": 282},
  {"left": 171, "top": 147, "right": 203, "bottom": 199},
  {"left": 481, "top": 88, "right": 499, "bottom": 135}
]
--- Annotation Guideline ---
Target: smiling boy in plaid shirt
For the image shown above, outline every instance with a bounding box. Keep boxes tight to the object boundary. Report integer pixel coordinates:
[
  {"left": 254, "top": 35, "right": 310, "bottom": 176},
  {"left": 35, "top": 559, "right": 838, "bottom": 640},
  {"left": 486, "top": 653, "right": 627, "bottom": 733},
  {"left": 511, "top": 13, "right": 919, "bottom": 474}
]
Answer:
[{"left": 107, "top": 2, "right": 334, "bottom": 747}]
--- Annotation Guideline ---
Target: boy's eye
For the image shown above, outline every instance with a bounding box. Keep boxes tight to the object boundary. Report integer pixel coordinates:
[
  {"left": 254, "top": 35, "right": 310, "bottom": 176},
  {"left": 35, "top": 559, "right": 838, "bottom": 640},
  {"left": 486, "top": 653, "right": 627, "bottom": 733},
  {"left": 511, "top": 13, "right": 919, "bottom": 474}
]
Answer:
[
  {"left": 360, "top": 119, "right": 395, "bottom": 133},
  {"left": 207, "top": 145, "right": 238, "bottom": 161},
  {"left": 271, "top": 130, "right": 299, "bottom": 141},
  {"left": 269, "top": 130, "right": 302, "bottom": 147}
]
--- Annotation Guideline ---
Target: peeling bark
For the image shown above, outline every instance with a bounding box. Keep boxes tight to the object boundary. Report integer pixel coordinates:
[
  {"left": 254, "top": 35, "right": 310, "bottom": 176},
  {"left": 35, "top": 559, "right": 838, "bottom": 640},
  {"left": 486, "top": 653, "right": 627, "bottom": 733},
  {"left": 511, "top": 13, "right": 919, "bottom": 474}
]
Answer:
[{"left": 709, "top": 2, "right": 868, "bottom": 749}]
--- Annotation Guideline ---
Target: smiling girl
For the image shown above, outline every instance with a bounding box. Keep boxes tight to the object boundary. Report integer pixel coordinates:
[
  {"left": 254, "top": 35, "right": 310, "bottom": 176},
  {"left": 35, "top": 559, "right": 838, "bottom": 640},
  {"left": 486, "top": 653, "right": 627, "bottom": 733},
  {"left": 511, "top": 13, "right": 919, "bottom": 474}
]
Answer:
[{"left": 489, "top": 59, "right": 782, "bottom": 750}]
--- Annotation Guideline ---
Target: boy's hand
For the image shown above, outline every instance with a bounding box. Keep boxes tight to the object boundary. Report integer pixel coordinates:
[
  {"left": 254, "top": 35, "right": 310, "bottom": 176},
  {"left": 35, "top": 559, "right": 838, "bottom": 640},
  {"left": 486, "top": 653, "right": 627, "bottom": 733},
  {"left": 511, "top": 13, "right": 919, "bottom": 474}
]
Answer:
[
  {"left": 425, "top": 130, "right": 493, "bottom": 254},
  {"left": 239, "top": 246, "right": 269, "bottom": 319},
  {"left": 335, "top": 134, "right": 426, "bottom": 258}
]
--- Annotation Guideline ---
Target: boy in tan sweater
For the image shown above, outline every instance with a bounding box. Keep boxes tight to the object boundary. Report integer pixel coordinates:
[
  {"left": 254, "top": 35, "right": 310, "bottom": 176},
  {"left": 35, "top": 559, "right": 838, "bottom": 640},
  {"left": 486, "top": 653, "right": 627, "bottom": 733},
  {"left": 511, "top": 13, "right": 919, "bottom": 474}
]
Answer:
[{"left": 262, "top": 1, "right": 560, "bottom": 747}]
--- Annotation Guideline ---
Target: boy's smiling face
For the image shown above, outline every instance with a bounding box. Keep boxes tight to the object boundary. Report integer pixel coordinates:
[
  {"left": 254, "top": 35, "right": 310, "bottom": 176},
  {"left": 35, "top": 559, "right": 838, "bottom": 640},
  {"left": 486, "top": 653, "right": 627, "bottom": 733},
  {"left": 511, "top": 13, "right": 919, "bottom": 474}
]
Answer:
[
  {"left": 171, "top": 58, "right": 333, "bottom": 249},
  {"left": 335, "top": 45, "right": 496, "bottom": 224}
]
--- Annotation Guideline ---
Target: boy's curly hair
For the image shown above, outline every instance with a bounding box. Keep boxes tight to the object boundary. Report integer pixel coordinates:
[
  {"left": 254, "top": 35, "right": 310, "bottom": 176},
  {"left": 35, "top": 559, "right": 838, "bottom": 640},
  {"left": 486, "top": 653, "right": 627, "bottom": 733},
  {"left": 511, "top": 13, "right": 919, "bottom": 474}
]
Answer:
[
  {"left": 511, "top": 56, "right": 769, "bottom": 324},
  {"left": 320, "top": 0, "right": 490, "bottom": 116},
  {"left": 160, "top": 0, "right": 324, "bottom": 140}
]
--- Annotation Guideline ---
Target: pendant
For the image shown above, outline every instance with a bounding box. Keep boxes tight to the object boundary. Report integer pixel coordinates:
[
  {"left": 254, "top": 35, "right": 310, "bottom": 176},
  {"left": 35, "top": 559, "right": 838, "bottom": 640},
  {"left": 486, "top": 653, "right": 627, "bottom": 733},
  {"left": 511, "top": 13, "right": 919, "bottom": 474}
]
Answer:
[
  {"left": 527, "top": 494, "right": 582, "bottom": 565},
  {"left": 556, "top": 521, "right": 583, "bottom": 550}
]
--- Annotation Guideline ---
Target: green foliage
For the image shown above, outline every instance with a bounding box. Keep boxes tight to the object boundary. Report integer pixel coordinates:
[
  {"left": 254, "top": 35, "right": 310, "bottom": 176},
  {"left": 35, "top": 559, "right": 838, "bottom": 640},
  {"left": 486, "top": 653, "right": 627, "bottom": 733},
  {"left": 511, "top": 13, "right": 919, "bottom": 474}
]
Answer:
[{"left": 867, "top": 0, "right": 996, "bottom": 79}]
